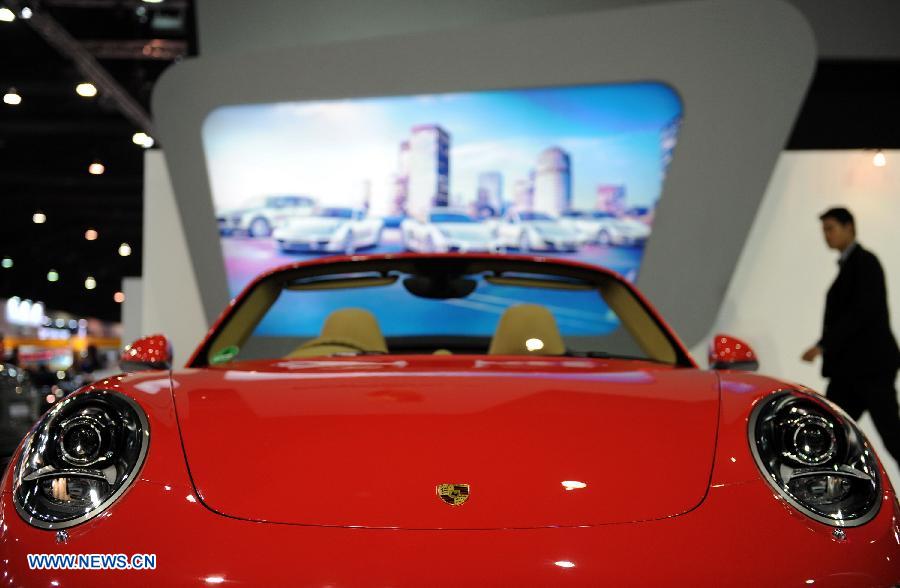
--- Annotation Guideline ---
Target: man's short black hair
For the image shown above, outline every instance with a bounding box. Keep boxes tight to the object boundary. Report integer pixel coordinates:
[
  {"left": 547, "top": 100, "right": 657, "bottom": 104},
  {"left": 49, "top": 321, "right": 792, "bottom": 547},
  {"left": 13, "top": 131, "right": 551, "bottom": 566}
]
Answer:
[{"left": 819, "top": 207, "right": 855, "bottom": 227}]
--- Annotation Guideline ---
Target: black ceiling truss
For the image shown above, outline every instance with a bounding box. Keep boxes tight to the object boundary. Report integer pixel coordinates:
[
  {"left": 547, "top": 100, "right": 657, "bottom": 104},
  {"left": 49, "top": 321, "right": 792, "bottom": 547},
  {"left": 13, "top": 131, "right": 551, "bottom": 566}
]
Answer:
[{"left": 0, "top": 0, "right": 196, "bottom": 321}]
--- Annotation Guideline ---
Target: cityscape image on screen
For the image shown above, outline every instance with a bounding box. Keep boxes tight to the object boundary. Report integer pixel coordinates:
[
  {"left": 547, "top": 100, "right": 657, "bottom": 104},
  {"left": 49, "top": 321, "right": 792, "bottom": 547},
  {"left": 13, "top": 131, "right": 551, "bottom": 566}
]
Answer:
[{"left": 202, "top": 82, "right": 683, "bottom": 297}]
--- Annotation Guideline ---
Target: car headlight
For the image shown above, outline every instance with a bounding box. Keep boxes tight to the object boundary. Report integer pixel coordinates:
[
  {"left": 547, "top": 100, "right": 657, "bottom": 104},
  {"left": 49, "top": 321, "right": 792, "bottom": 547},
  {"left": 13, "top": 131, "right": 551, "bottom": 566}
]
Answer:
[
  {"left": 749, "top": 391, "right": 881, "bottom": 527},
  {"left": 13, "top": 390, "right": 149, "bottom": 530}
]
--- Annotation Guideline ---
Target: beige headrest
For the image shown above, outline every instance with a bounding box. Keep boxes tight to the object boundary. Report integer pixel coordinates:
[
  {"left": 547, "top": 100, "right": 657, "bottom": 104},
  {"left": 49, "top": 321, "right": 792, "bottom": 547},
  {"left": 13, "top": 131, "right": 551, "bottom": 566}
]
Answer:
[
  {"left": 288, "top": 308, "right": 388, "bottom": 357},
  {"left": 488, "top": 304, "right": 566, "bottom": 356}
]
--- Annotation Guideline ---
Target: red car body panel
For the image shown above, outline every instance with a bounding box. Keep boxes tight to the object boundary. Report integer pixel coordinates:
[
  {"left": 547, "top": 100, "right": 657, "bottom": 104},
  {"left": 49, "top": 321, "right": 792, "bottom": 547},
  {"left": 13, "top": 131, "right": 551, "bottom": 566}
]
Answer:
[
  {"left": 2, "top": 254, "right": 898, "bottom": 585},
  {"left": 1, "top": 370, "right": 898, "bottom": 586},
  {"left": 174, "top": 357, "right": 718, "bottom": 528}
]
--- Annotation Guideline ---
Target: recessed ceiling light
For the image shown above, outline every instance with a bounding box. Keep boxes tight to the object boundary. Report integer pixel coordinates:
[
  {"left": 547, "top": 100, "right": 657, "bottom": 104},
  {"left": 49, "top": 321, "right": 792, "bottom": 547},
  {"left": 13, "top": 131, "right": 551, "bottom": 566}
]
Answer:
[
  {"left": 33, "top": 211, "right": 46, "bottom": 224},
  {"left": 114, "top": 291, "right": 126, "bottom": 303},
  {"left": 20, "top": 7, "right": 32, "bottom": 19},
  {"left": 85, "top": 228, "right": 98, "bottom": 241},
  {"left": 1, "top": 258, "right": 12, "bottom": 269},
  {"left": 3, "top": 87, "right": 21, "bottom": 105},
  {"left": 132, "top": 132, "right": 155, "bottom": 148},
  {"left": 118, "top": 242, "right": 132, "bottom": 257},
  {"left": 0, "top": 8, "right": 16, "bottom": 22},
  {"left": 76, "top": 82, "right": 98, "bottom": 98},
  {"left": 84, "top": 276, "right": 97, "bottom": 290},
  {"left": 88, "top": 161, "right": 105, "bottom": 175},
  {"left": 47, "top": 269, "right": 59, "bottom": 282}
]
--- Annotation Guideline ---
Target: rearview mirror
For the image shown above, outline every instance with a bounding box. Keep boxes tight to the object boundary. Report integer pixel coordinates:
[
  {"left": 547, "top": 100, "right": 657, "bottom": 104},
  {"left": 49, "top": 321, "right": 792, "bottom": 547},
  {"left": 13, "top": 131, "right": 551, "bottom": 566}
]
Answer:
[
  {"left": 120, "top": 334, "right": 172, "bottom": 372},
  {"left": 708, "top": 334, "right": 758, "bottom": 371}
]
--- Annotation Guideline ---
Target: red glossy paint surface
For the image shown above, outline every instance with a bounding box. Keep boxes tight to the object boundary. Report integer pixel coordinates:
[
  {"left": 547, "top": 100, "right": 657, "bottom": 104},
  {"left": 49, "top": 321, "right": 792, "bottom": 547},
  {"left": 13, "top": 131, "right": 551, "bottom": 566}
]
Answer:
[
  {"left": 121, "top": 333, "right": 172, "bottom": 368},
  {"left": 1, "top": 364, "right": 898, "bottom": 586},
  {"left": 174, "top": 356, "right": 718, "bottom": 528},
  {"left": 2, "top": 462, "right": 898, "bottom": 586},
  {"left": 2, "top": 255, "right": 898, "bottom": 586},
  {"left": 708, "top": 333, "right": 757, "bottom": 367}
]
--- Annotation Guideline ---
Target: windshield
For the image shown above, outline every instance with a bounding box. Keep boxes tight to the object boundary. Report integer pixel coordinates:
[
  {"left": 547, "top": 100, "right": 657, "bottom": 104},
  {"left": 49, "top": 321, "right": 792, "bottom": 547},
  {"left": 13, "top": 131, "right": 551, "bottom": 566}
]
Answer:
[
  {"left": 519, "top": 212, "right": 554, "bottom": 221},
  {"left": 320, "top": 208, "right": 354, "bottom": 219},
  {"left": 591, "top": 212, "right": 615, "bottom": 219},
  {"left": 196, "top": 258, "right": 689, "bottom": 367},
  {"left": 430, "top": 213, "right": 475, "bottom": 223}
]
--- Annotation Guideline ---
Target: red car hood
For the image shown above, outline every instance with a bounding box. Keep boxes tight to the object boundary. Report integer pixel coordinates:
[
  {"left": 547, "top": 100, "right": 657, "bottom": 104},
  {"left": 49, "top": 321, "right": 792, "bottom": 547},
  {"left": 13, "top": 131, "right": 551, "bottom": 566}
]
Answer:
[{"left": 172, "top": 356, "right": 719, "bottom": 529}]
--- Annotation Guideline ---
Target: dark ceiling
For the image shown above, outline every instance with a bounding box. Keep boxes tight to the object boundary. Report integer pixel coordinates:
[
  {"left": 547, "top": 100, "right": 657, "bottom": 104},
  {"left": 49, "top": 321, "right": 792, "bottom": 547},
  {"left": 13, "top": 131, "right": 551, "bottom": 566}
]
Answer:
[
  {"left": 0, "top": 1, "right": 897, "bottom": 322},
  {"left": 0, "top": 0, "right": 195, "bottom": 322}
]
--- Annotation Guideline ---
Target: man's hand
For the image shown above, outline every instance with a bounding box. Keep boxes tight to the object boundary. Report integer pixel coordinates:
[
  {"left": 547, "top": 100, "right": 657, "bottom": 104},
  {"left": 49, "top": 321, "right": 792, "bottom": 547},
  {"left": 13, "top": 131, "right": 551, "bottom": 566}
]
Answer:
[{"left": 801, "top": 345, "right": 822, "bottom": 362}]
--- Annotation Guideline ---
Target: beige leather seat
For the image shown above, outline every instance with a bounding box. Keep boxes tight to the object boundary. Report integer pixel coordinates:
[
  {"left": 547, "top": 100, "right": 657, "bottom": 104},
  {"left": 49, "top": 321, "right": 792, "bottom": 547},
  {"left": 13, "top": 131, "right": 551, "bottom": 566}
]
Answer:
[
  {"left": 287, "top": 308, "right": 388, "bottom": 358},
  {"left": 488, "top": 303, "right": 566, "bottom": 356}
]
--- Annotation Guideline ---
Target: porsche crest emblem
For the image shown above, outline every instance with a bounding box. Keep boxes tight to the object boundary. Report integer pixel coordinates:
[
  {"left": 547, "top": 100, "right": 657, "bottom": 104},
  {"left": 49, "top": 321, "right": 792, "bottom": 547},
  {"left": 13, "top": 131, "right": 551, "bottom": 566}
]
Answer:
[{"left": 436, "top": 483, "right": 470, "bottom": 506}]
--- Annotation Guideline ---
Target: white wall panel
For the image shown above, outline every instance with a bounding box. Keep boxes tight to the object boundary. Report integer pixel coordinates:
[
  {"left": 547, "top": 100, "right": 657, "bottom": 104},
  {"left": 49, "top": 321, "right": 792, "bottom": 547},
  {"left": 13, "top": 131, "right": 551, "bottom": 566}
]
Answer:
[
  {"left": 120, "top": 277, "right": 143, "bottom": 347},
  {"left": 141, "top": 151, "right": 208, "bottom": 367},
  {"left": 693, "top": 150, "right": 900, "bottom": 487}
]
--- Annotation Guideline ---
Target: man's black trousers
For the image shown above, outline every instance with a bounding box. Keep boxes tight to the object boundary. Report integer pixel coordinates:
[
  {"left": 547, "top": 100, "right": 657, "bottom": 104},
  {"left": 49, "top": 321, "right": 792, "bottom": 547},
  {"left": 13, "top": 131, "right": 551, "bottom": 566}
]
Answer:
[{"left": 826, "top": 371, "right": 900, "bottom": 467}]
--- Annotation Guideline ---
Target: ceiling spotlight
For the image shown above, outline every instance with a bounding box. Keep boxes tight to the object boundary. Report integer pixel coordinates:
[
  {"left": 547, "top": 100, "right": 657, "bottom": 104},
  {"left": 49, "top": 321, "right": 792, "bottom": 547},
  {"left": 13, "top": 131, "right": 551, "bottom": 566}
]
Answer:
[
  {"left": 873, "top": 149, "right": 887, "bottom": 167},
  {"left": 47, "top": 269, "right": 59, "bottom": 282},
  {"left": 20, "top": 7, "right": 32, "bottom": 19},
  {"left": 118, "top": 242, "right": 132, "bottom": 257},
  {"left": 3, "top": 87, "right": 21, "bottom": 105},
  {"left": 32, "top": 211, "right": 46, "bottom": 224},
  {"left": 1, "top": 258, "right": 12, "bottom": 269},
  {"left": 142, "top": 0, "right": 165, "bottom": 4},
  {"left": 84, "top": 228, "right": 98, "bottom": 241},
  {"left": 88, "top": 161, "right": 105, "bottom": 175},
  {"left": 0, "top": 8, "right": 15, "bottom": 22},
  {"left": 114, "top": 291, "right": 126, "bottom": 303},
  {"left": 84, "top": 276, "right": 97, "bottom": 290},
  {"left": 132, "top": 132, "right": 155, "bottom": 148},
  {"left": 75, "top": 82, "right": 98, "bottom": 98}
]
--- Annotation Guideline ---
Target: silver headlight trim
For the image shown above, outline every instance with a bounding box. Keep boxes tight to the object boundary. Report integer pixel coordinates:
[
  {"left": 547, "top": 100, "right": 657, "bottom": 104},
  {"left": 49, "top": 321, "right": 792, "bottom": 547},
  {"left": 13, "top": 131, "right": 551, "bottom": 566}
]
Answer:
[
  {"left": 13, "top": 390, "right": 150, "bottom": 530},
  {"left": 748, "top": 389, "right": 882, "bottom": 528}
]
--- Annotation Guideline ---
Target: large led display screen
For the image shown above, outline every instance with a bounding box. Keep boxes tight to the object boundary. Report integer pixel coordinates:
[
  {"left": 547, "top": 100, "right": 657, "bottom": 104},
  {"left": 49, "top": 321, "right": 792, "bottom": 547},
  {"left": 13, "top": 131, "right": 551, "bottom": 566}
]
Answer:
[{"left": 202, "top": 82, "right": 682, "bottom": 336}]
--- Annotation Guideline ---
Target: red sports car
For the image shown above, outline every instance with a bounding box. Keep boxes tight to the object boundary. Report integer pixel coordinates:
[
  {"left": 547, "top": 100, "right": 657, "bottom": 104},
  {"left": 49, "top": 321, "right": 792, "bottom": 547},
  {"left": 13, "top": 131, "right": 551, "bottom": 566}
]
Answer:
[{"left": 2, "top": 254, "right": 898, "bottom": 586}]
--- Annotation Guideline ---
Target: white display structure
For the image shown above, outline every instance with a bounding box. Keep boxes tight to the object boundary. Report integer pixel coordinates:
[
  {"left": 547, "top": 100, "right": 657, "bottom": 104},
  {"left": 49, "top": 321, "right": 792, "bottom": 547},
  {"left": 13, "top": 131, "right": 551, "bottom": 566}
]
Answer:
[
  {"left": 694, "top": 149, "right": 900, "bottom": 487},
  {"left": 150, "top": 0, "right": 815, "bottom": 349}
]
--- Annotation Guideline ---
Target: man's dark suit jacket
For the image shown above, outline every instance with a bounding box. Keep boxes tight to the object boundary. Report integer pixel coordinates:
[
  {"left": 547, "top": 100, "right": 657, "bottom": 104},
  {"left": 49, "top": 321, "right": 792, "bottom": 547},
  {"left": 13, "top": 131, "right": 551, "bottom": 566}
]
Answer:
[{"left": 819, "top": 244, "right": 900, "bottom": 378}]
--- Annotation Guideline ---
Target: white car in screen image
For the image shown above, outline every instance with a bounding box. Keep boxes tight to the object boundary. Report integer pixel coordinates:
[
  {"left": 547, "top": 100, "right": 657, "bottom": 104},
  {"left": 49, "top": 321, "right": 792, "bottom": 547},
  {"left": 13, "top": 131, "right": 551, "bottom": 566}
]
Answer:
[
  {"left": 562, "top": 210, "right": 651, "bottom": 246},
  {"left": 400, "top": 209, "right": 501, "bottom": 253},
  {"left": 497, "top": 210, "right": 583, "bottom": 252},
  {"left": 217, "top": 195, "right": 317, "bottom": 237},
  {"left": 273, "top": 207, "right": 384, "bottom": 254}
]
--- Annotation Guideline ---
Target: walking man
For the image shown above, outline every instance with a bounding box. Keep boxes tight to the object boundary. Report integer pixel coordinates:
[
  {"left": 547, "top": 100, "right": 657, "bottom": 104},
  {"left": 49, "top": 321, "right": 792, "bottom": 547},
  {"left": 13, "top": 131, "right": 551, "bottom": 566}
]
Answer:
[{"left": 802, "top": 207, "right": 900, "bottom": 467}]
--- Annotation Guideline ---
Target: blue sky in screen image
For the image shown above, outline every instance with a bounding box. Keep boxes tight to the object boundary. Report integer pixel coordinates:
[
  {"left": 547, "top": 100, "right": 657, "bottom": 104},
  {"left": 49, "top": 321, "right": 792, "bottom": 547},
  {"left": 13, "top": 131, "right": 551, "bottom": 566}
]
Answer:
[{"left": 203, "top": 82, "right": 682, "bottom": 214}]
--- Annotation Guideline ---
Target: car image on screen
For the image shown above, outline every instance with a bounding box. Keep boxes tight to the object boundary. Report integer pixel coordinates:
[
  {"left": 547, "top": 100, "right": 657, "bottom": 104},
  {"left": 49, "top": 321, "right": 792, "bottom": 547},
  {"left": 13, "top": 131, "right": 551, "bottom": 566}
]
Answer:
[
  {"left": 217, "top": 195, "right": 317, "bottom": 238},
  {"left": 401, "top": 209, "right": 501, "bottom": 253},
  {"left": 497, "top": 210, "right": 585, "bottom": 252},
  {"left": 561, "top": 210, "right": 651, "bottom": 246},
  {"left": 273, "top": 207, "right": 384, "bottom": 254}
]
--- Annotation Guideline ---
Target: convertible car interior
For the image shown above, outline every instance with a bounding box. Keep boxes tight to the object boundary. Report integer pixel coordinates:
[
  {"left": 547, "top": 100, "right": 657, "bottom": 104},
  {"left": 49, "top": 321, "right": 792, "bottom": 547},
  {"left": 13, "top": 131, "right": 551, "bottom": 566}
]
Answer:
[
  {"left": 196, "top": 257, "right": 691, "bottom": 366},
  {"left": 286, "top": 303, "right": 569, "bottom": 358}
]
